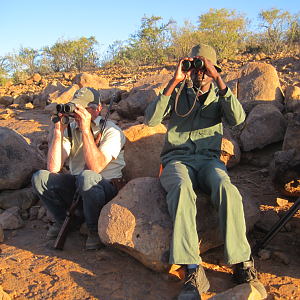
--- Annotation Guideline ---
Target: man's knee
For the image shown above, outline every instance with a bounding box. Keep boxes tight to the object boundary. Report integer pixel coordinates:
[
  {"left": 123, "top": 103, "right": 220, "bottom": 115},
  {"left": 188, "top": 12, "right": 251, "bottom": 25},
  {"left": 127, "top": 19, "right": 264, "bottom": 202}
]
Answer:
[
  {"left": 31, "top": 169, "right": 50, "bottom": 191},
  {"left": 77, "top": 170, "right": 102, "bottom": 192}
]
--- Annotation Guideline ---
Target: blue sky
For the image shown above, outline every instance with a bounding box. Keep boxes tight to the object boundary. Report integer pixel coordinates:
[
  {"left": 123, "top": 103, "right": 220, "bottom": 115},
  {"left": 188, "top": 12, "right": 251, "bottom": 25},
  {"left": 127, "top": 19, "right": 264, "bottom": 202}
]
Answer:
[{"left": 1, "top": 0, "right": 299, "bottom": 58}]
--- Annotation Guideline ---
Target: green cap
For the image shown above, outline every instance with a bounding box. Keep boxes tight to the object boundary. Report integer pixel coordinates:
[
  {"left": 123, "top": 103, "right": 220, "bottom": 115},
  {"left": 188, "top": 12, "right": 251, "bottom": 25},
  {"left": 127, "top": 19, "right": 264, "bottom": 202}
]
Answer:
[
  {"left": 190, "top": 44, "right": 222, "bottom": 73},
  {"left": 71, "top": 87, "right": 101, "bottom": 107}
]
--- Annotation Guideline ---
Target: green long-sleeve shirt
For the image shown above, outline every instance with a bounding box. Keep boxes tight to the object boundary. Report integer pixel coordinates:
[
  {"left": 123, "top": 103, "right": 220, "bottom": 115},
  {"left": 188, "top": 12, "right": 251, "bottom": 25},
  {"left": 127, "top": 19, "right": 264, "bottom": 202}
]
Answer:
[{"left": 144, "top": 82, "right": 245, "bottom": 166}]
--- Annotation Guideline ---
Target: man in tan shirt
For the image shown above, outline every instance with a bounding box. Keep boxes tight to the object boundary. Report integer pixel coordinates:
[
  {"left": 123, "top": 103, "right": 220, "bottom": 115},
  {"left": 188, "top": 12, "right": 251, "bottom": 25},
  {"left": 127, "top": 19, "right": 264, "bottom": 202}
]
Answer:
[{"left": 32, "top": 87, "right": 126, "bottom": 250}]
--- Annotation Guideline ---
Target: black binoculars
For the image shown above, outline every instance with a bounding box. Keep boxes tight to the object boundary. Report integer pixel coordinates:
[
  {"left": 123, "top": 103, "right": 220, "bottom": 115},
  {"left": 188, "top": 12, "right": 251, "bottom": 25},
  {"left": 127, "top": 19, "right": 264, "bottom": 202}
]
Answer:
[
  {"left": 182, "top": 59, "right": 205, "bottom": 71},
  {"left": 56, "top": 103, "right": 77, "bottom": 114},
  {"left": 51, "top": 102, "right": 77, "bottom": 125}
]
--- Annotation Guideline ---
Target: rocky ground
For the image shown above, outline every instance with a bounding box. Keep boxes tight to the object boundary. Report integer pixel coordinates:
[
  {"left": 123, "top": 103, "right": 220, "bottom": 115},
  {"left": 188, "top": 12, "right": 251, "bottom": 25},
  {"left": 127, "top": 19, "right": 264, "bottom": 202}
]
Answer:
[{"left": 1, "top": 51, "right": 300, "bottom": 299}]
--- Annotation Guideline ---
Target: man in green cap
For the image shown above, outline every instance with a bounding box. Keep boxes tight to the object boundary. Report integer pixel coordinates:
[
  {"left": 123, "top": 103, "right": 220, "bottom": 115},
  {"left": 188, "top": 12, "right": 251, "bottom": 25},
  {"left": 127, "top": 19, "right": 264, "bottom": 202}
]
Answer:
[
  {"left": 144, "top": 44, "right": 267, "bottom": 299},
  {"left": 32, "top": 87, "right": 126, "bottom": 250}
]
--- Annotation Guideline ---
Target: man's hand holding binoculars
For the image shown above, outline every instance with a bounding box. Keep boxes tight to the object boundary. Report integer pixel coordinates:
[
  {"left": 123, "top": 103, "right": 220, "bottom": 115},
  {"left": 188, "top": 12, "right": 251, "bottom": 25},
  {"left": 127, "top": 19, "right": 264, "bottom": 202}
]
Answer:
[{"left": 72, "top": 104, "right": 92, "bottom": 133}]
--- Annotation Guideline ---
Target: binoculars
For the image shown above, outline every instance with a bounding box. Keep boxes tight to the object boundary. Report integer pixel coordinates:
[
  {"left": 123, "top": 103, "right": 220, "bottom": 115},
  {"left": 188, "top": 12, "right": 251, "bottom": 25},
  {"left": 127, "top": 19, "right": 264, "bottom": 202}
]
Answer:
[
  {"left": 182, "top": 59, "right": 205, "bottom": 71},
  {"left": 56, "top": 103, "right": 77, "bottom": 114},
  {"left": 51, "top": 102, "right": 77, "bottom": 125}
]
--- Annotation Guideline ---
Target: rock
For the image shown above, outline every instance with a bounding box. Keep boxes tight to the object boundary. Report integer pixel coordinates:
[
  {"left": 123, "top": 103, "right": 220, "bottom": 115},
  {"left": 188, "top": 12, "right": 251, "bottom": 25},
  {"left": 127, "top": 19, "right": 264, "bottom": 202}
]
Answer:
[
  {"left": 32, "top": 73, "right": 42, "bottom": 83},
  {"left": 29, "top": 206, "right": 40, "bottom": 220},
  {"left": 285, "top": 85, "right": 300, "bottom": 112},
  {"left": 122, "top": 124, "right": 167, "bottom": 181},
  {"left": 21, "top": 211, "right": 30, "bottom": 220},
  {"left": 43, "top": 84, "right": 80, "bottom": 114},
  {"left": 225, "top": 79, "right": 238, "bottom": 97},
  {"left": 240, "top": 104, "right": 287, "bottom": 151},
  {"left": 72, "top": 72, "right": 109, "bottom": 89},
  {"left": 99, "top": 88, "right": 124, "bottom": 104},
  {"left": 0, "top": 127, "right": 46, "bottom": 191},
  {"left": 276, "top": 198, "right": 289, "bottom": 207},
  {"left": 0, "top": 96, "right": 14, "bottom": 106},
  {"left": 220, "top": 128, "right": 241, "bottom": 169},
  {"left": 0, "top": 285, "right": 11, "bottom": 300},
  {"left": 255, "top": 210, "right": 280, "bottom": 232},
  {"left": 282, "top": 111, "right": 300, "bottom": 152},
  {"left": 50, "top": 84, "right": 79, "bottom": 104},
  {"left": 117, "top": 89, "right": 158, "bottom": 119},
  {"left": 258, "top": 249, "right": 272, "bottom": 260},
  {"left": 13, "top": 94, "right": 29, "bottom": 108},
  {"left": 25, "top": 102, "right": 34, "bottom": 109},
  {"left": 117, "top": 74, "right": 172, "bottom": 119},
  {"left": 270, "top": 149, "right": 300, "bottom": 197},
  {"left": 38, "top": 206, "right": 47, "bottom": 220},
  {"left": 109, "top": 111, "right": 121, "bottom": 122},
  {"left": 99, "top": 177, "right": 172, "bottom": 273},
  {"left": 238, "top": 62, "right": 284, "bottom": 103},
  {"left": 242, "top": 100, "right": 285, "bottom": 115},
  {"left": 0, "top": 225, "right": 4, "bottom": 242},
  {"left": 0, "top": 206, "right": 24, "bottom": 230},
  {"left": 79, "top": 222, "right": 89, "bottom": 235},
  {"left": 209, "top": 283, "right": 261, "bottom": 299},
  {"left": 272, "top": 251, "right": 290, "bottom": 265},
  {"left": 41, "top": 81, "right": 66, "bottom": 102},
  {"left": 99, "top": 178, "right": 261, "bottom": 272},
  {"left": 0, "top": 187, "right": 39, "bottom": 210}
]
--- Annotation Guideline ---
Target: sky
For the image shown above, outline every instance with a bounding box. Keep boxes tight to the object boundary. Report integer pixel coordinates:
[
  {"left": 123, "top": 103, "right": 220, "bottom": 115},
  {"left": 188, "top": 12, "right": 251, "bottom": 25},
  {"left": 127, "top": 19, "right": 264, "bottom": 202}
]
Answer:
[{"left": 1, "top": 0, "right": 299, "bottom": 58}]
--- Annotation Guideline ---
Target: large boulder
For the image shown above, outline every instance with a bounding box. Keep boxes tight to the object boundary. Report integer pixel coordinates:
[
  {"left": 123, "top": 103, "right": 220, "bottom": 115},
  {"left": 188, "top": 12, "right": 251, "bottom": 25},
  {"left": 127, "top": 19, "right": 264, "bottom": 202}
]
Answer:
[
  {"left": 99, "top": 177, "right": 172, "bottom": 273},
  {"left": 0, "top": 127, "right": 46, "bottom": 191},
  {"left": 122, "top": 123, "right": 167, "bottom": 181},
  {"left": 116, "top": 74, "right": 172, "bottom": 119},
  {"left": 99, "top": 177, "right": 261, "bottom": 272},
  {"left": 238, "top": 62, "right": 284, "bottom": 103},
  {"left": 72, "top": 72, "right": 109, "bottom": 89},
  {"left": 240, "top": 104, "right": 287, "bottom": 151}
]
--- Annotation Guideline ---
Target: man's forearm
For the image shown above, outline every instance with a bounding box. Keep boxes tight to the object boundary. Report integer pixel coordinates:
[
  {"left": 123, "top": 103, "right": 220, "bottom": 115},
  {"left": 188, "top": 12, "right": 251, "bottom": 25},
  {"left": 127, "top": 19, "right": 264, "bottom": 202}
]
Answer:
[
  {"left": 81, "top": 130, "right": 110, "bottom": 173},
  {"left": 47, "top": 128, "right": 64, "bottom": 172},
  {"left": 163, "top": 78, "right": 182, "bottom": 96},
  {"left": 213, "top": 74, "right": 227, "bottom": 96}
]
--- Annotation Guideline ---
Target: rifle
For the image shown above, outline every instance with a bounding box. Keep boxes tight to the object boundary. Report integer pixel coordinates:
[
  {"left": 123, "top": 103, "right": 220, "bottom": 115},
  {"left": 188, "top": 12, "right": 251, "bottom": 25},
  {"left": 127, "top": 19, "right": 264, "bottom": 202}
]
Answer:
[
  {"left": 53, "top": 93, "right": 116, "bottom": 250},
  {"left": 251, "top": 196, "right": 300, "bottom": 256}
]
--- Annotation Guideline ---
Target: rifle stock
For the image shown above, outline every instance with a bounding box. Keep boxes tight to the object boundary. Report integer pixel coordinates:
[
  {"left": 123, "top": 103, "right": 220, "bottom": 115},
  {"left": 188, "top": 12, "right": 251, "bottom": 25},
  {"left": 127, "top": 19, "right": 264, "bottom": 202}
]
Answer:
[
  {"left": 53, "top": 192, "right": 82, "bottom": 250},
  {"left": 52, "top": 93, "right": 115, "bottom": 250}
]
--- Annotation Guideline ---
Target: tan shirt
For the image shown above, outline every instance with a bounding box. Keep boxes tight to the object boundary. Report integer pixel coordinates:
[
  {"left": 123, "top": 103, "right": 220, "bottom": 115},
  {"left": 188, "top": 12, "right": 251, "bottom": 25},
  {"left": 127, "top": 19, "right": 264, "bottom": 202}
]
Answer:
[{"left": 63, "top": 116, "right": 126, "bottom": 180}]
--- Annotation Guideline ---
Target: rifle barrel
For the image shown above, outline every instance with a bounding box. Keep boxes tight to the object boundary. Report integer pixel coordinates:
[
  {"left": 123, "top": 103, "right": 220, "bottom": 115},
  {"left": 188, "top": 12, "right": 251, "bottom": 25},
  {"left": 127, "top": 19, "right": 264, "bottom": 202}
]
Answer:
[{"left": 252, "top": 197, "right": 300, "bottom": 255}]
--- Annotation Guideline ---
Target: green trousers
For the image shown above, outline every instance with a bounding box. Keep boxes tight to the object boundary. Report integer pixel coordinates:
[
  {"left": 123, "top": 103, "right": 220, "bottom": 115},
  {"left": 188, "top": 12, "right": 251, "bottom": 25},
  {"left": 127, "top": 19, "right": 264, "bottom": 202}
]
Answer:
[{"left": 159, "top": 154, "right": 251, "bottom": 265}]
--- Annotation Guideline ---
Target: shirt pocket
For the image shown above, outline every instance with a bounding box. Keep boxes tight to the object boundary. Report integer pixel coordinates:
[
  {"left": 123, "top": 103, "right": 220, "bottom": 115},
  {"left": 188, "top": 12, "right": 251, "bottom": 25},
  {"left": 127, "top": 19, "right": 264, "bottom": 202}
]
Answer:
[{"left": 200, "top": 102, "right": 221, "bottom": 119}]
